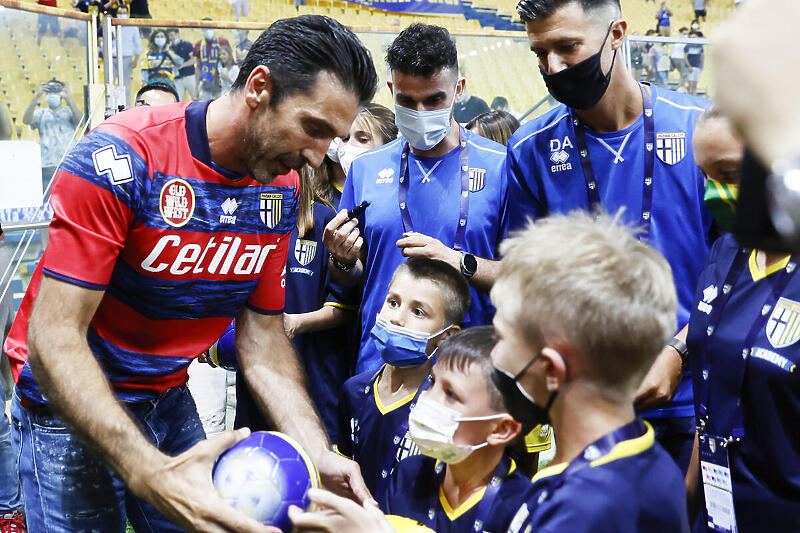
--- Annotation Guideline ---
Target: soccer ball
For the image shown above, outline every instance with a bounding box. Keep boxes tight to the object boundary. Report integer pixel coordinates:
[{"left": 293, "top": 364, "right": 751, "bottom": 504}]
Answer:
[
  {"left": 213, "top": 431, "right": 320, "bottom": 531},
  {"left": 208, "top": 320, "right": 237, "bottom": 370}
]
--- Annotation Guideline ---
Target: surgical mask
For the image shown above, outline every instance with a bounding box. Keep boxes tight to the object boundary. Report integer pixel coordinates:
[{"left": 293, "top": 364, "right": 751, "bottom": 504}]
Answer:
[
  {"left": 491, "top": 355, "right": 558, "bottom": 432},
  {"left": 45, "top": 94, "right": 61, "bottom": 108},
  {"left": 540, "top": 22, "right": 617, "bottom": 110},
  {"left": 117, "top": 13, "right": 128, "bottom": 18},
  {"left": 394, "top": 93, "right": 455, "bottom": 151},
  {"left": 704, "top": 177, "right": 739, "bottom": 232},
  {"left": 691, "top": 23, "right": 700, "bottom": 30},
  {"left": 408, "top": 395, "right": 506, "bottom": 464},
  {"left": 154, "top": 37, "right": 166, "bottom": 48},
  {"left": 204, "top": 30, "right": 215, "bottom": 40},
  {"left": 326, "top": 137, "right": 342, "bottom": 163},
  {"left": 337, "top": 143, "right": 369, "bottom": 176},
  {"left": 369, "top": 314, "right": 450, "bottom": 367}
]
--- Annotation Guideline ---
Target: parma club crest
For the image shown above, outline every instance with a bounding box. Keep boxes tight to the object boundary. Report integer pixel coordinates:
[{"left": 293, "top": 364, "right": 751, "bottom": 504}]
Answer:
[
  {"left": 260, "top": 193, "right": 282, "bottom": 229},
  {"left": 766, "top": 297, "right": 800, "bottom": 349},
  {"left": 468, "top": 168, "right": 486, "bottom": 192},
  {"left": 294, "top": 239, "right": 317, "bottom": 266},
  {"left": 655, "top": 132, "right": 686, "bottom": 165}
]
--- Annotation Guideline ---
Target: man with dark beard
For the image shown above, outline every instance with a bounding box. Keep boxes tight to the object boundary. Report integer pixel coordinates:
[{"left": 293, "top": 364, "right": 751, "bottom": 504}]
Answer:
[{"left": 3, "top": 15, "right": 377, "bottom": 533}]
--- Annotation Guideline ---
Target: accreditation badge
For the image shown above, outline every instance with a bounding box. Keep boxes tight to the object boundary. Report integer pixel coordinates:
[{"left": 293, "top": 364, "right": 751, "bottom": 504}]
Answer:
[{"left": 699, "top": 433, "right": 738, "bottom": 533}]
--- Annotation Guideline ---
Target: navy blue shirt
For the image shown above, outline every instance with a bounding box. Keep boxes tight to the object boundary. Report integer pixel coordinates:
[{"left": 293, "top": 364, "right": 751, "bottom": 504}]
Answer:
[
  {"left": 507, "top": 423, "right": 688, "bottom": 533},
  {"left": 342, "top": 132, "right": 509, "bottom": 374},
  {"left": 383, "top": 454, "right": 531, "bottom": 533},
  {"left": 172, "top": 39, "right": 195, "bottom": 78},
  {"left": 686, "top": 234, "right": 800, "bottom": 531},
  {"left": 338, "top": 366, "right": 429, "bottom": 501},
  {"left": 506, "top": 86, "right": 712, "bottom": 419}
]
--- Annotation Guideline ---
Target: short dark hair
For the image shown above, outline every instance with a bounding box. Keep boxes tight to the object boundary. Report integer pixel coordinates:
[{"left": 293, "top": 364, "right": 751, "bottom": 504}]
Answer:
[
  {"left": 136, "top": 81, "right": 179, "bottom": 102},
  {"left": 435, "top": 326, "right": 505, "bottom": 412},
  {"left": 167, "top": 27, "right": 179, "bottom": 34},
  {"left": 467, "top": 110, "right": 521, "bottom": 147},
  {"left": 490, "top": 96, "right": 509, "bottom": 110},
  {"left": 386, "top": 23, "right": 458, "bottom": 78},
  {"left": 232, "top": 15, "right": 377, "bottom": 106},
  {"left": 516, "top": 0, "right": 621, "bottom": 23},
  {"left": 391, "top": 257, "right": 471, "bottom": 327}
]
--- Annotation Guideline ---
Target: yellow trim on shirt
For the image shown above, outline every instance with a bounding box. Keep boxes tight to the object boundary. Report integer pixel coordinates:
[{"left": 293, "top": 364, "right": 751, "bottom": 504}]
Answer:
[
  {"left": 531, "top": 422, "right": 656, "bottom": 481},
  {"left": 749, "top": 249, "right": 791, "bottom": 282},
  {"left": 333, "top": 181, "right": 344, "bottom": 193},
  {"left": 323, "top": 301, "right": 357, "bottom": 311},
  {"left": 436, "top": 458, "right": 517, "bottom": 521},
  {"left": 373, "top": 371, "right": 418, "bottom": 415}
]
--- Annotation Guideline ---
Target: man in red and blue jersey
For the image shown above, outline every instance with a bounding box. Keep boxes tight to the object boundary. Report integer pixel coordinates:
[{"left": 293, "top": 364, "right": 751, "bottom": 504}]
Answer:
[{"left": 3, "top": 15, "right": 377, "bottom": 533}]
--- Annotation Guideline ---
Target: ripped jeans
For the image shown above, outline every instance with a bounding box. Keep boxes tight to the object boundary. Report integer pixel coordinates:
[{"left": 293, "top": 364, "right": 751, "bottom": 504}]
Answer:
[{"left": 10, "top": 385, "right": 206, "bottom": 532}]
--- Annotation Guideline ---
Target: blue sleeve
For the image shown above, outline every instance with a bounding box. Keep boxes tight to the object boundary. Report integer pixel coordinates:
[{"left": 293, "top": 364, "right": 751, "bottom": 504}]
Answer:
[
  {"left": 337, "top": 382, "right": 355, "bottom": 458},
  {"left": 506, "top": 140, "right": 543, "bottom": 232},
  {"left": 340, "top": 167, "right": 357, "bottom": 213}
]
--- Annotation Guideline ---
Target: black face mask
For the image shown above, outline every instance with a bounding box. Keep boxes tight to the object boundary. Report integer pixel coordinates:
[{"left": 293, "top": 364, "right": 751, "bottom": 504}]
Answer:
[
  {"left": 491, "top": 355, "right": 559, "bottom": 434},
  {"left": 540, "top": 23, "right": 617, "bottom": 111}
]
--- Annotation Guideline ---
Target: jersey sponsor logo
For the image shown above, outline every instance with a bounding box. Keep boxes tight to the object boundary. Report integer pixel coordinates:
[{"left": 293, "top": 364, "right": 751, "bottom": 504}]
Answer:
[
  {"left": 92, "top": 144, "right": 133, "bottom": 185},
  {"left": 766, "top": 297, "right": 800, "bottom": 349},
  {"left": 260, "top": 193, "right": 282, "bottom": 229},
  {"left": 140, "top": 234, "right": 277, "bottom": 276},
  {"left": 751, "top": 347, "right": 797, "bottom": 373},
  {"left": 376, "top": 168, "right": 395, "bottom": 184},
  {"left": 468, "top": 167, "right": 486, "bottom": 192},
  {"left": 294, "top": 238, "right": 317, "bottom": 267},
  {"left": 656, "top": 132, "right": 686, "bottom": 165},
  {"left": 549, "top": 136, "right": 574, "bottom": 173},
  {"left": 220, "top": 197, "right": 238, "bottom": 225},
  {"left": 159, "top": 179, "right": 195, "bottom": 227},
  {"left": 697, "top": 284, "right": 718, "bottom": 315}
]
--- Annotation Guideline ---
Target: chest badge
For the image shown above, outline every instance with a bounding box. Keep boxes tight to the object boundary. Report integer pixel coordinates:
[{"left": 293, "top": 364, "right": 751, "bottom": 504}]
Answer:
[
  {"left": 294, "top": 239, "right": 317, "bottom": 266},
  {"left": 766, "top": 297, "right": 800, "bottom": 349},
  {"left": 159, "top": 178, "right": 195, "bottom": 227},
  {"left": 656, "top": 132, "right": 686, "bottom": 165},
  {"left": 260, "top": 193, "right": 283, "bottom": 229},
  {"left": 468, "top": 168, "right": 486, "bottom": 192}
]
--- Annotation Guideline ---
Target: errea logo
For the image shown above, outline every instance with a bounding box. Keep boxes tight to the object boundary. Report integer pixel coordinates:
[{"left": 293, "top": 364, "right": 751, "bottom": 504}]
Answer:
[
  {"left": 549, "top": 136, "right": 573, "bottom": 173},
  {"left": 376, "top": 168, "right": 394, "bottom": 184},
  {"left": 697, "top": 284, "right": 718, "bottom": 315},
  {"left": 92, "top": 144, "right": 133, "bottom": 185},
  {"left": 220, "top": 197, "right": 238, "bottom": 224}
]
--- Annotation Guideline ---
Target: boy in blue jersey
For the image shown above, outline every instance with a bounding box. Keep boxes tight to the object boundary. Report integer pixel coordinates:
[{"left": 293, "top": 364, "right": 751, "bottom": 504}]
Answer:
[
  {"left": 323, "top": 23, "right": 508, "bottom": 376},
  {"left": 338, "top": 257, "right": 470, "bottom": 502},
  {"left": 507, "top": 0, "right": 713, "bottom": 473},
  {"left": 383, "top": 326, "right": 530, "bottom": 533}
]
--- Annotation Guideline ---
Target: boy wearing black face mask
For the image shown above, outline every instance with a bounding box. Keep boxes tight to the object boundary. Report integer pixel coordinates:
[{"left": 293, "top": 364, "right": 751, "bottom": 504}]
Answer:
[
  {"left": 382, "top": 326, "right": 529, "bottom": 533},
  {"left": 508, "top": 0, "right": 712, "bottom": 474},
  {"left": 336, "top": 258, "right": 469, "bottom": 504},
  {"left": 493, "top": 213, "right": 688, "bottom": 533}
]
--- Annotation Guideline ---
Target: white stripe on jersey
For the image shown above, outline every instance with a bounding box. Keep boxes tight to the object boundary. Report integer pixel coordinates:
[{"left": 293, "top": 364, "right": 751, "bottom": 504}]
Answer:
[
  {"left": 512, "top": 113, "right": 571, "bottom": 150},
  {"left": 656, "top": 96, "right": 706, "bottom": 112}
]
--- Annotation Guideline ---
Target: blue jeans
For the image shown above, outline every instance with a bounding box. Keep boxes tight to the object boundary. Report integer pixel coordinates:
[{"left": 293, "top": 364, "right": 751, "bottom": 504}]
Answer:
[
  {"left": 0, "top": 378, "right": 22, "bottom": 512},
  {"left": 11, "top": 385, "right": 206, "bottom": 532}
]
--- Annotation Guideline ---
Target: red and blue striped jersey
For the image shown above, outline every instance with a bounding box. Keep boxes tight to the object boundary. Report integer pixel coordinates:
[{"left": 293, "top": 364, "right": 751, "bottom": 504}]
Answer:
[{"left": 4, "top": 101, "right": 299, "bottom": 405}]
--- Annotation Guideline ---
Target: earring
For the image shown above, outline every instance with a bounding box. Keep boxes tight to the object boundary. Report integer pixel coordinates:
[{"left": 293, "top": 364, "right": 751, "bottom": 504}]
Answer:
[{"left": 546, "top": 376, "right": 559, "bottom": 391}]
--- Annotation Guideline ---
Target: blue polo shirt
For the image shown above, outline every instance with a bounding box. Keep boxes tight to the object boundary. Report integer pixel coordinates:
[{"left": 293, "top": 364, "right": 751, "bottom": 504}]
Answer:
[
  {"left": 341, "top": 131, "right": 508, "bottom": 374},
  {"left": 506, "top": 423, "right": 688, "bottom": 533},
  {"left": 506, "top": 85, "right": 712, "bottom": 419},
  {"left": 686, "top": 234, "right": 800, "bottom": 531}
]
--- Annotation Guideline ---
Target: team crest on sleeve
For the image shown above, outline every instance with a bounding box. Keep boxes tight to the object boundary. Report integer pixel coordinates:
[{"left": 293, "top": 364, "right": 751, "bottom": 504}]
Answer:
[
  {"left": 294, "top": 239, "right": 317, "bottom": 266},
  {"left": 468, "top": 168, "right": 487, "bottom": 192},
  {"left": 159, "top": 178, "right": 195, "bottom": 227},
  {"left": 766, "top": 297, "right": 800, "bottom": 349},
  {"left": 260, "top": 193, "right": 283, "bottom": 229},
  {"left": 92, "top": 144, "right": 133, "bottom": 185},
  {"left": 656, "top": 132, "right": 686, "bottom": 165}
]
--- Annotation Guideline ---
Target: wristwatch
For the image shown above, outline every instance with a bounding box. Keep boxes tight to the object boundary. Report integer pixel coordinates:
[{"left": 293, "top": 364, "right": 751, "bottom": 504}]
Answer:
[
  {"left": 666, "top": 337, "right": 689, "bottom": 373},
  {"left": 460, "top": 252, "right": 477, "bottom": 279}
]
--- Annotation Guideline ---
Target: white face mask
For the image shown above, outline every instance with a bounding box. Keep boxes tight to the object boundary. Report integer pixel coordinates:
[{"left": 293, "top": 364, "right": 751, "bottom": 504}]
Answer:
[
  {"left": 204, "top": 30, "right": 215, "bottom": 40},
  {"left": 408, "top": 394, "right": 506, "bottom": 464},
  {"left": 326, "top": 137, "right": 342, "bottom": 163},
  {"left": 337, "top": 142, "right": 369, "bottom": 176},
  {"left": 45, "top": 94, "right": 62, "bottom": 108},
  {"left": 117, "top": 12, "right": 128, "bottom": 18},
  {"left": 393, "top": 87, "right": 456, "bottom": 151}
]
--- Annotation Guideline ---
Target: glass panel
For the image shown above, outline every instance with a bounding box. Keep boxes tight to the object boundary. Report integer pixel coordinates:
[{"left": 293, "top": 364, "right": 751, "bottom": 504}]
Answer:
[{"left": 628, "top": 34, "right": 712, "bottom": 97}]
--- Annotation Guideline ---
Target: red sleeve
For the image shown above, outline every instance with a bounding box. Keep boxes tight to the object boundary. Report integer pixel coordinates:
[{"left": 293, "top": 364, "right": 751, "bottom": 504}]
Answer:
[{"left": 219, "top": 37, "right": 230, "bottom": 46}]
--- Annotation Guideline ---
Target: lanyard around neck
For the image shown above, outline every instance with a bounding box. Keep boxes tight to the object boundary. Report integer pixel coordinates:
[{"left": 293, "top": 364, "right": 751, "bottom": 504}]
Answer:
[
  {"left": 570, "top": 82, "right": 656, "bottom": 242},
  {"left": 398, "top": 126, "right": 470, "bottom": 251}
]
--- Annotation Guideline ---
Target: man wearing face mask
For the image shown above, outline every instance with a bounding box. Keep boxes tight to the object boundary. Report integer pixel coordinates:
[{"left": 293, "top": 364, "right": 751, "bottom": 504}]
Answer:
[
  {"left": 22, "top": 80, "right": 81, "bottom": 192},
  {"left": 506, "top": 0, "right": 712, "bottom": 473},
  {"left": 324, "top": 23, "right": 508, "bottom": 375},
  {"left": 194, "top": 21, "right": 229, "bottom": 100}
]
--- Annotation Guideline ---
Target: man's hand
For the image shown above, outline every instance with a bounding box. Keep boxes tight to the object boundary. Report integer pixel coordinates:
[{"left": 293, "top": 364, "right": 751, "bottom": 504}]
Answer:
[
  {"left": 288, "top": 489, "right": 395, "bottom": 533},
  {"left": 315, "top": 450, "right": 372, "bottom": 505},
  {"left": 196, "top": 350, "right": 217, "bottom": 367},
  {"left": 323, "top": 209, "right": 363, "bottom": 265},
  {"left": 60, "top": 82, "right": 70, "bottom": 99},
  {"left": 131, "top": 428, "right": 277, "bottom": 532},
  {"left": 396, "top": 232, "right": 460, "bottom": 269},
  {"left": 634, "top": 345, "right": 683, "bottom": 410}
]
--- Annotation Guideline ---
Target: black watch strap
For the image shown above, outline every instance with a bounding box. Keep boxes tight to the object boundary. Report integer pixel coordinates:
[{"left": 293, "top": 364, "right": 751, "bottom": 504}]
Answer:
[{"left": 667, "top": 337, "right": 689, "bottom": 371}]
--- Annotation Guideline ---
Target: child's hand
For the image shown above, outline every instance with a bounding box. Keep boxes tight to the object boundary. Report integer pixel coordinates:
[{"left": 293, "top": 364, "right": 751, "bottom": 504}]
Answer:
[
  {"left": 288, "top": 489, "right": 394, "bottom": 533},
  {"left": 283, "top": 313, "right": 299, "bottom": 339}
]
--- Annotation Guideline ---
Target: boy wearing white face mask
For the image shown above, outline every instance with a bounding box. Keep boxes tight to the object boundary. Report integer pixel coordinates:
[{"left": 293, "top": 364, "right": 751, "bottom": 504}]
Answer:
[
  {"left": 382, "top": 326, "right": 529, "bottom": 533},
  {"left": 337, "top": 257, "right": 470, "bottom": 503}
]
